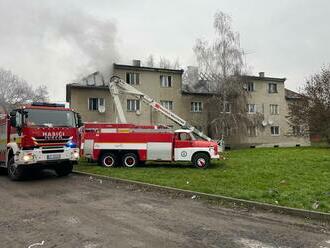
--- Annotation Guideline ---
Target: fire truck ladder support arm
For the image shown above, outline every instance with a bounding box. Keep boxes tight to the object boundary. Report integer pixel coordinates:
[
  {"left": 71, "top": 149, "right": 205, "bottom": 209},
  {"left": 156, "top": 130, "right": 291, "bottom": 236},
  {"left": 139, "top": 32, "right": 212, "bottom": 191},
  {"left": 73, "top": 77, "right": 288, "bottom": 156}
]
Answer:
[{"left": 108, "top": 76, "right": 212, "bottom": 142}]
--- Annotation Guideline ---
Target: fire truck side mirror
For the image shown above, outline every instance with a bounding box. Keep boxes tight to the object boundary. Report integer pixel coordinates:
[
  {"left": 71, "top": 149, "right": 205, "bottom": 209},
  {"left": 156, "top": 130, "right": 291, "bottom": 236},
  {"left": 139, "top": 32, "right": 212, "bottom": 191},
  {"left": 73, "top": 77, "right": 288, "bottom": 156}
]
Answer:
[
  {"left": 76, "top": 113, "right": 83, "bottom": 127},
  {"left": 9, "top": 111, "right": 17, "bottom": 127},
  {"left": 9, "top": 110, "right": 23, "bottom": 129}
]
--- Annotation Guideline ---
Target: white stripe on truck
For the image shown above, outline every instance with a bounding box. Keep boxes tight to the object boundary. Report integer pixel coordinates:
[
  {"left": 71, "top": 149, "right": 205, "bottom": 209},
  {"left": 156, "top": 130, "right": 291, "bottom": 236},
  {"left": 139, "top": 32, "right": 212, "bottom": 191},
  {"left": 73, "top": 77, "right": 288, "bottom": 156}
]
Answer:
[{"left": 94, "top": 143, "right": 147, "bottom": 150}]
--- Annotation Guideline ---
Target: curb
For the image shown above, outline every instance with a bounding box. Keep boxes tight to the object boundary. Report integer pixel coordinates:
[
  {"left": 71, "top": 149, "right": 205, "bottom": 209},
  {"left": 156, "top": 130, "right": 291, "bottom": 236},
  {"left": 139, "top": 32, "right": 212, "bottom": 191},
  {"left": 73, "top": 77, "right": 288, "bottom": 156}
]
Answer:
[{"left": 73, "top": 170, "right": 330, "bottom": 223}]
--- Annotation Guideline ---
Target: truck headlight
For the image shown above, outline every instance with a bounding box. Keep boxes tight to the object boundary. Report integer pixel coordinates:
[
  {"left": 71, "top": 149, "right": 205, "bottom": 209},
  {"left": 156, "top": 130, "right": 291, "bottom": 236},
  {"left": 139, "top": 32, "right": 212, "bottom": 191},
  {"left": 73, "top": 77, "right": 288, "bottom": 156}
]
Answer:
[
  {"left": 23, "top": 153, "right": 34, "bottom": 162},
  {"left": 73, "top": 151, "right": 79, "bottom": 159}
]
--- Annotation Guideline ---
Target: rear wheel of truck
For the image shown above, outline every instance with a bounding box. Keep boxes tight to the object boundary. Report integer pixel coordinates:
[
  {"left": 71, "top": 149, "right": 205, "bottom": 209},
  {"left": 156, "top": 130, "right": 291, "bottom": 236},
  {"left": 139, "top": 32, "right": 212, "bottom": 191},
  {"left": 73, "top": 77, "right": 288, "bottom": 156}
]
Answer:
[
  {"left": 192, "top": 153, "right": 210, "bottom": 169},
  {"left": 122, "top": 153, "right": 138, "bottom": 168},
  {"left": 100, "top": 153, "right": 116, "bottom": 168},
  {"left": 7, "top": 157, "right": 25, "bottom": 181},
  {"left": 55, "top": 164, "right": 73, "bottom": 177}
]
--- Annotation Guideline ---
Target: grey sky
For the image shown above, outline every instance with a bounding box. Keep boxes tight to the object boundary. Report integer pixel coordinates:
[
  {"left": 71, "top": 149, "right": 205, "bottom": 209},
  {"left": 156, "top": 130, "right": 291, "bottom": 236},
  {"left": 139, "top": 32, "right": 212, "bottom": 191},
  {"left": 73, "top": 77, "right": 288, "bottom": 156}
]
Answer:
[{"left": 0, "top": 0, "right": 329, "bottom": 100}]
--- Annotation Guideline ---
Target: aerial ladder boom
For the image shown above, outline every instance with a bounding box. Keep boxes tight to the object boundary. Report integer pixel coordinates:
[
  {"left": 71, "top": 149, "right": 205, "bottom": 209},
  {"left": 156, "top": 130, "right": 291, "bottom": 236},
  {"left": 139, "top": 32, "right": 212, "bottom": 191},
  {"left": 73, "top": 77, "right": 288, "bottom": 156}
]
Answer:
[{"left": 108, "top": 76, "right": 214, "bottom": 142}]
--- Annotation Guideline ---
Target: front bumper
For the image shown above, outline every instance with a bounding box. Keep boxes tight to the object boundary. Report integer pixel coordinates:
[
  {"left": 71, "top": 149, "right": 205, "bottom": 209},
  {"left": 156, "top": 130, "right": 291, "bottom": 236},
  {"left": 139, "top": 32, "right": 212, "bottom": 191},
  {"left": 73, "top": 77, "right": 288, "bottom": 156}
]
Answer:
[
  {"left": 15, "top": 147, "right": 80, "bottom": 165},
  {"left": 211, "top": 154, "right": 220, "bottom": 160}
]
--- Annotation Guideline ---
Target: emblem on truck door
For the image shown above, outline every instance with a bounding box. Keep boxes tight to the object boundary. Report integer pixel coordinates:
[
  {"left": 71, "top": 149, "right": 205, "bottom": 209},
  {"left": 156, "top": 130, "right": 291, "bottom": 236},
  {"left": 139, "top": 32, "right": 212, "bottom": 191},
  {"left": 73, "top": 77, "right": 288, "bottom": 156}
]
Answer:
[{"left": 181, "top": 151, "right": 187, "bottom": 157}]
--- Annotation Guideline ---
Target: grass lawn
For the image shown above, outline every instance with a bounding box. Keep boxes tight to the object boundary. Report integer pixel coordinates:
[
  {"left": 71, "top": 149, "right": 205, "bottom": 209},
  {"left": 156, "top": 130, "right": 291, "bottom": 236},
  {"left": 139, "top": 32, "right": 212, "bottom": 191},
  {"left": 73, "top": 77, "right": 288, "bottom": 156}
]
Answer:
[{"left": 76, "top": 147, "right": 330, "bottom": 213}]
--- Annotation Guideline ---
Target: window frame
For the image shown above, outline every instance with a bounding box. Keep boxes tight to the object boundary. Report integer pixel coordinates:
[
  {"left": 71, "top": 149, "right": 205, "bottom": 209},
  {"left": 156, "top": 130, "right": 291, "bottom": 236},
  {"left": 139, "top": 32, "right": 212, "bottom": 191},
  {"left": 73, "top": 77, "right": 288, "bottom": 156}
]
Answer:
[
  {"left": 127, "top": 99, "right": 140, "bottom": 112},
  {"left": 224, "top": 126, "right": 231, "bottom": 137},
  {"left": 246, "top": 82, "right": 255, "bottom": 92},
  {"left": 247, "top": 104, "right": 257, "bottom": 114},
  {"left": 268, "top": 83, "right": 278, "bottom": 94},
  {"left": 292, "top": 125, "right": 303, "bottom": 136},
  {"left": 191, "top": 101, "right": 203, "bottom": 112},
  {"left": 247, "top": 126, "right": 258, "bottom": 137},
  {"left": 220, "top": 102, "right": 231, "bottom": 113},
  {"left": 270, "top": 104, "right": 279, "bottom": 115},
  {"left": 270, "top": 126, "right": 280, "bottom": 136},
  {"left": 160, "top": 100, "right": 173, "bottom": 110},
  {"left": 88, "top": 97, "right": 105, "bottom": 111},
  {"left": 160, "top": 75, "right": 172, "bottom": 88},
  {"left": 126, "top": 72, "right": 140, "bottom": 85}
]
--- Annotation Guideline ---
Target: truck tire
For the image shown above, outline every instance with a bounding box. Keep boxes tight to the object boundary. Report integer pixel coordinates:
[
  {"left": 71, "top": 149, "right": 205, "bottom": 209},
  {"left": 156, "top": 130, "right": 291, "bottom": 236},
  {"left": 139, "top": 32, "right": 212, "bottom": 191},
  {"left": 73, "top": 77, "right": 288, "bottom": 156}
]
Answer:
[
  {"left": 122, "top": 153, "right": 138, "bottom": 168},
  {"left": 100, "top": 153, "right": 116, "bottom": 167},
  {"left": 55, "top": 164, "right": 73, "bottom": 177},
  {"left": 7, "top": 157, "right": 25, "bottom": 181},
  {"left": 192, "top": 153, "right": 210, "bottom": 169}
]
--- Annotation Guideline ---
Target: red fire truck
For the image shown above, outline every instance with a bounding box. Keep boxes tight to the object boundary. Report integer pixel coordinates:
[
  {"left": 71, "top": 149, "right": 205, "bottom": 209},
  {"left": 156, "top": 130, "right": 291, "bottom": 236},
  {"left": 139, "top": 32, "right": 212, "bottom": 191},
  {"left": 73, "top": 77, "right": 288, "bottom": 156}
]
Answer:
[
  {"left": 0, "top": 102, "right": 82, "bottom": 180},
  {"left": 80, "top": 76, "right": 221, "bottom": 168},
  {"left": 81, "top": 123, "right": 219, "bottom": 168}
]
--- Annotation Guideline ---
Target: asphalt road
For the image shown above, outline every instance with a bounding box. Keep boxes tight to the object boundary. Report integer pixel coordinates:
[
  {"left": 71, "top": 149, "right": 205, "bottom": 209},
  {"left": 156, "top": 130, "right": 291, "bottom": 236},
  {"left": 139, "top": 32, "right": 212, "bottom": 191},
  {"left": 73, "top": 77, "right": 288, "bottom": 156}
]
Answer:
[{"left": 0, "top": 172, "right": 329, "bottom": 248}]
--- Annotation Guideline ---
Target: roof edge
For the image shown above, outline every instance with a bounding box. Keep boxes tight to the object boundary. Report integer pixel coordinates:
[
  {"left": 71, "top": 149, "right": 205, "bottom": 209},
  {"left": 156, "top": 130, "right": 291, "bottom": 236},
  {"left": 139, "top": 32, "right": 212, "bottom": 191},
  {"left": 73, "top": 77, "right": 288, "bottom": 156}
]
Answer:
[
  {"left": 114, "top": 63, "right": 184, "bottom": 74},
  {"left": 243, "top": 75, "right": 286, "bottom": 82}
]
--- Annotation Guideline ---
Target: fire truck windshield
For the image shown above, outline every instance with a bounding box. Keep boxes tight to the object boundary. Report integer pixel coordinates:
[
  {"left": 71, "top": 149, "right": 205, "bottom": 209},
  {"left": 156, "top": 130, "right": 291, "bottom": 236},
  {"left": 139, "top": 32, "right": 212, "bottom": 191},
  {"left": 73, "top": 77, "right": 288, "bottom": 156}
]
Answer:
[{"left": 24, "top": 109, "right": 76, "bottom": 128}]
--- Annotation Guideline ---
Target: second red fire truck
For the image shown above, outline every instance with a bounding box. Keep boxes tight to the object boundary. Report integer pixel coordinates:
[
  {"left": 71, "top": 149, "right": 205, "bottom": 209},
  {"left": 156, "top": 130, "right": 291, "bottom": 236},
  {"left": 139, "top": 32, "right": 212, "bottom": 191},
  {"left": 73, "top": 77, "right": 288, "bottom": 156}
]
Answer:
[
  {"left": 80, "top": 76, "right": 221, "bottom": 169},
  {"left": 81, "top": 123, "right": 219, "bottom": 168}
]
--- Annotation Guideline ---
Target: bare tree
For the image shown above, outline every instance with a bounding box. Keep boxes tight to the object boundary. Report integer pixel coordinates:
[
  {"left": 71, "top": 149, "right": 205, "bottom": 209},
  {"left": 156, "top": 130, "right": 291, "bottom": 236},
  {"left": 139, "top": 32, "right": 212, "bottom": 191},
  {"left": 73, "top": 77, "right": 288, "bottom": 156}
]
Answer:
[
  {"left": 0, "top": 68, "right": 49, "bottom": 112},
  {"left": 159, "top": 56, "right": 172, "bottom": 69},
  {"left": 145, "top": 54, "right": 155, "bottom": 67},
  {"left": 289, "top": 66, "right": 330, "bottom": 143},
  {"left": 193, "top": 11, "right": 262, "bottom": 140},
  {"left": 172, "top": 58, "right": 181, "bottom": 70},
  {"left": 158, "top": 56, "right": 181, "bottom": 70}
]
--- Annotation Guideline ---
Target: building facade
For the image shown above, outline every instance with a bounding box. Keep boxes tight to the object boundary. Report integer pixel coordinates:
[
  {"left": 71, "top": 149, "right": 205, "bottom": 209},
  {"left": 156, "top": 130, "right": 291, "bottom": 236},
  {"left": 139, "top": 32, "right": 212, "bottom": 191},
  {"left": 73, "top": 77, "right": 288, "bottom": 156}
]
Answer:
[
  {"left": 66, "top": 61, "right": 310, "bottom": 148},
  {"left": 222, "top": 74, "right": 310, "bottom": 148}
]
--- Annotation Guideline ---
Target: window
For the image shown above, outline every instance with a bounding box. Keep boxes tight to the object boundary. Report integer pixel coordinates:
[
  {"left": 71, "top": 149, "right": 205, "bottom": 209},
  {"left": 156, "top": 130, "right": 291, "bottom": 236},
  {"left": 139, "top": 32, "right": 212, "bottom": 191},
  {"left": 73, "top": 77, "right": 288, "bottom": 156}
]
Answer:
[
  {"left": 88, "top": 98, "right": 105, "bottom": 111},
  {"left": 127, "top": 99, "right": 140, "bottom": 112},
  {"left": 126, "top": 72, "right": 139, "bottom": 85},
  {"left": 178, "top": 132, "right": 191, "bottom": 141},
  {"left": 269, "top": 83, "right": 278, "bottom": 93},
  {"left": 247, "top": 126, "right": 257, "bottom": 137},
  {"left": 224, "top": 127, "right": 231, "bottom": 137},
  {"left": 245, "top": 82, "right": 255, "bottom": 92},
  {"left": 292, "top": 126, "right": 302, "bottom": 136},
  {"left": 270, "top": 104, "right": 279, "bottom": 115},
  {"left": 160, "top": 100, "right": 173, "bottom": 110},
  {"left": 191, "top": 102, "right": 203, "bottom": 112},
  {"left": 160, "top": 75, "right": 172, "bottom": 87},
  {"left": 221, "top": 102, "right": 231, "bottom": 113},
  {"left": 271, "top": 126, "right": 280, "bottom": 136},
  {"left": 247, "top": 104, "right": 256, "bottom": 114},
  {"left": 25, "top": 109, "right": 76, "bottom": 127}
]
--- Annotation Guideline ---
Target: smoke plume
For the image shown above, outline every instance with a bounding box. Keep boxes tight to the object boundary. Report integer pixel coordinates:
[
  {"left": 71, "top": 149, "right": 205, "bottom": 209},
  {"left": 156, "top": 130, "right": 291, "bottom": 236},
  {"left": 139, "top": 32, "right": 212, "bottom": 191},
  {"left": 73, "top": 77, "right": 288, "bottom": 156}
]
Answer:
[{"left": 0, "top": 0, "right": 119, "bottom": 100}]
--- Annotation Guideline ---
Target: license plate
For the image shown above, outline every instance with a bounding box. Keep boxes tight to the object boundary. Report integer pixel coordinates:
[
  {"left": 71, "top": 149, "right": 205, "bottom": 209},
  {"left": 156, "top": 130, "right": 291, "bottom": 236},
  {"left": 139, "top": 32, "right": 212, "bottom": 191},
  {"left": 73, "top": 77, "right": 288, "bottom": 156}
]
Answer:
[{"left": 47, "top": 154, "right": 61, "bottom": 160}]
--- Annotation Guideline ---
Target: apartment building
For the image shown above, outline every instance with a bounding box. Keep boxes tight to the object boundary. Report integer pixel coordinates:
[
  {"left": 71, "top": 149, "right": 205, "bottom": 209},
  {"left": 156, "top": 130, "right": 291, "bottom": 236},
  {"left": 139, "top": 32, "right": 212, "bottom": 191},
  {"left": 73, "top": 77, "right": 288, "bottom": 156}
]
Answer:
[
  {"left": 224, "top": 73, "right": 310, "bottom": 148},
  {"left": 66, "top": 61, "right": 310, "bottom": 148}
]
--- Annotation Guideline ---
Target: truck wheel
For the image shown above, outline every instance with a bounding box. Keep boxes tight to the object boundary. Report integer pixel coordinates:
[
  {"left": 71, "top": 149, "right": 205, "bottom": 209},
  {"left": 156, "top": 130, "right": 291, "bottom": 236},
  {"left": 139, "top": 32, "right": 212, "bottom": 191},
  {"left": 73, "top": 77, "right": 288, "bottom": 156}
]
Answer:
[
  {"left": 192, "top": 153, "right": 210, "bottom": 169},
  {"left": 7, "top": 157, "right": 25, "bottom": 181},
  {"left": 55, "top": 164, "right": 73, "bottom": 177},
  {"left": 122, "top": 153, "right": 138, "bottom": 168},
  {"left": 100, "top": 153, "right": 116, "bottom": 167}
]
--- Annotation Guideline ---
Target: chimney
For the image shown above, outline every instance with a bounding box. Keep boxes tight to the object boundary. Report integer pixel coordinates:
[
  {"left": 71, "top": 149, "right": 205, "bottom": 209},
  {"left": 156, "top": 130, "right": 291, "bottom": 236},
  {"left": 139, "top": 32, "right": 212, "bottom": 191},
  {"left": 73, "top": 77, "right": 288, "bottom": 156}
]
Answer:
[
  {"left": 259, "top": 72, "right": 265, "bottom": 77},
  {"left": 132, "top": 60, "right": 141, "bottom": 67}
]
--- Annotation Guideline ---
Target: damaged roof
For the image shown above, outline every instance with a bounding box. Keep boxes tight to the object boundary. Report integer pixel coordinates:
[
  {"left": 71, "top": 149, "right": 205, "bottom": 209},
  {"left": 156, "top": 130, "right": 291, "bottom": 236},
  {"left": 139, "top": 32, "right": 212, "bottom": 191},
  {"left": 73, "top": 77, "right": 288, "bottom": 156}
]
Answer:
[{"left": 285, "top": 88, "right": 303, "bottom": 99}]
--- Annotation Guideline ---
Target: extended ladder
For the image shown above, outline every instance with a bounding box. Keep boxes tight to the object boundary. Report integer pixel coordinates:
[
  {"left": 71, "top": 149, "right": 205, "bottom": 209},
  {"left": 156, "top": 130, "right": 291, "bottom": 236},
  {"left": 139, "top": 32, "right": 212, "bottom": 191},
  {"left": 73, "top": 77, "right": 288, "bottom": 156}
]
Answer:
[{"left": 108, "top": 76, "right": 213, "bottom": 142}]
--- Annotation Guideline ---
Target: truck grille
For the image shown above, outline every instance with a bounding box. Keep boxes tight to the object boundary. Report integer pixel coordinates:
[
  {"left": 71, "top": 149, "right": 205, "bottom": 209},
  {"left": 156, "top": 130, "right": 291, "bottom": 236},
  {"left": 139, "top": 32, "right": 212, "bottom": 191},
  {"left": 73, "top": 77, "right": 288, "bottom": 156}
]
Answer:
[
  {"left": 41, "top": 146, "right": 65, "bottom": 154},
  {"left": 42, "top": 149, "right": 64, "bottom": 154},
  {"left": 33, "top": 136, "right": 71, "bottom": 146}
]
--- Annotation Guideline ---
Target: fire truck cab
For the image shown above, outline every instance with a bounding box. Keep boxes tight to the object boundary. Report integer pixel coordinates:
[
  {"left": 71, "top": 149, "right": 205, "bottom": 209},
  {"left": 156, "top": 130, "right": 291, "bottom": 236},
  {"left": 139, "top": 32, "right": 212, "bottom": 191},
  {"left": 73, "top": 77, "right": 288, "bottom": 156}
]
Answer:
[
  {"left": 0, "top": 102, "right": 82, "bottom": 180},
  {"left": 81, "top": 123, "right": 219, "bottom": 169}
]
